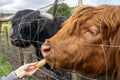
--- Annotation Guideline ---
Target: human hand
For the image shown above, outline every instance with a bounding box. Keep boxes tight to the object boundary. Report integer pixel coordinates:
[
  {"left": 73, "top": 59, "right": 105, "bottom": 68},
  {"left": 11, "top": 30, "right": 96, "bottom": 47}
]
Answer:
[{"left": 14, "top": 62, "right": 39, "bottom": 78}]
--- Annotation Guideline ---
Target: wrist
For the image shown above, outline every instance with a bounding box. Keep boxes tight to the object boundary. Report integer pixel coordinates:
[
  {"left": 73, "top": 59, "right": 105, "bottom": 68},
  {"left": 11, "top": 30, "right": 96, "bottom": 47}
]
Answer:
[{"left": 14, "top": 70, "right": 23, "bottom": 79}]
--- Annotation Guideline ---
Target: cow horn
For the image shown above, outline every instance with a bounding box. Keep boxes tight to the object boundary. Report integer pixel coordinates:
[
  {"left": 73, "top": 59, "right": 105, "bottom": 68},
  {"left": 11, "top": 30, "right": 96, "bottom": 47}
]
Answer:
[
  {"left": 39, "top": 12, "right": 53, "bottom": 20},
  {"left": 0, "top": 15, "right": 15, "bottom": 22}
]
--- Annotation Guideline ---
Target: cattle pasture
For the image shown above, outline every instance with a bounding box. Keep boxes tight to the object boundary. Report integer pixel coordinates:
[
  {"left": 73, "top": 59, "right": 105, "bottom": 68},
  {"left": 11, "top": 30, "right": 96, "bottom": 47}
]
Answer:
[
  {"left": 0, "top": 52, "right": 12, "bottom": 76},
  {"left": 0, "top": 22, "right": 12, "bottom": 76}
]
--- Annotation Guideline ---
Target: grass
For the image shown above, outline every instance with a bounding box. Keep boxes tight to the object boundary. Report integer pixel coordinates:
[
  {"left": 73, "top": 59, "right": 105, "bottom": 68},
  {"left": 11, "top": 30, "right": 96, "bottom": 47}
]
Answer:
[
  {"left": 1, "top": 22, "right": 12, "bottom": 43},
  {"left": 0, "top": 23, "right": 12, "bottom": 76},
  {"left": 1, "top": 22, "right": 12, "bottom": 36},
  {"left": 0, "top": 53, "right": 12, "bottom": 76}
]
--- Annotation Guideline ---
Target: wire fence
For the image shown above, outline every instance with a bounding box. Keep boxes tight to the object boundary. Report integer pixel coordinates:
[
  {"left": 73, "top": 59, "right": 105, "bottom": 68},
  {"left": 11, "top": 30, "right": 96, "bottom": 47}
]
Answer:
[
  {"left": 0, "top": 0, "right": 119, "bottom": 80},
  {"left": 0, "top": 0, "right": 77, "bottom": 80}
]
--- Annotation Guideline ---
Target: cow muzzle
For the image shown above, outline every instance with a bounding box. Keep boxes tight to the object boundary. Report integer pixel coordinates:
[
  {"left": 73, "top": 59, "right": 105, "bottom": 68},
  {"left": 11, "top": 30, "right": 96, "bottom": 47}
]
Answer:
[
  {"left": 10, "top": 38, "right": 19, "bottom": 45},
  {"left": 10, "top": 38, "right": 18, "bottom": 42}
]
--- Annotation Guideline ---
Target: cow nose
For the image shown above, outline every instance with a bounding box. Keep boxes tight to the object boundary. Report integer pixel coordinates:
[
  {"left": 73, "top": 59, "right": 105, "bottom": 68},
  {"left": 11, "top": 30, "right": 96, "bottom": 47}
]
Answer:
[
  {"left": 41, "top": 45, "right": 51, "bottom": 52},
  {"left": 10, "top": 38, "right": 18, "bottom": 42}
]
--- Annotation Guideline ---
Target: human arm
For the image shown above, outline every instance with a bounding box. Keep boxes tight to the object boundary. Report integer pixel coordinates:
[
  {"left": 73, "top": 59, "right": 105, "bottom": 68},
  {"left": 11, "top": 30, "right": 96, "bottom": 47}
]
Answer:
[
  {"left": 1, "top": 62, "right": 39, "bottom": 80},
  {"left": 1, "top": 71, "right": 19, "bottom": 80},
  {"left": 14, "top": 62, "right": 39, "bottom": 79}
]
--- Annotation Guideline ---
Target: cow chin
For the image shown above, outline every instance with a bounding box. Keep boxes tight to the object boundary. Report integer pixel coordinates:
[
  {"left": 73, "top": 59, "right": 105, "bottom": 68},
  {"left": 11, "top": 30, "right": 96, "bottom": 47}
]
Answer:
[{"left": 11, "top": 40, "right": 31, "bottom": 48}]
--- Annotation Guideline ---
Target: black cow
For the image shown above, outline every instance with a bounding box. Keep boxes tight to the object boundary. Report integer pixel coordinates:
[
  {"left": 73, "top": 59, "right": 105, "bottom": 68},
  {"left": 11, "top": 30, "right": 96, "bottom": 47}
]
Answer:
[
  {"left": 10, "top": 10, "right": 64, "bottom": 61},
  {"left": 8, "top": 9, "right": 72, "bottom": 80}
]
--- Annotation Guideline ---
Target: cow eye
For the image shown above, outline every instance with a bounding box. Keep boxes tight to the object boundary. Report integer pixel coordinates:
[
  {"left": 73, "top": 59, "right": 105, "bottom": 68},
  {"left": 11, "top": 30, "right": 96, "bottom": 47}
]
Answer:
[
  {"left": 83, "top": 29, "right": 97, "bottom": 37},
  {"left": 89, "top": 29, "right": 97, "bottom": 35}
]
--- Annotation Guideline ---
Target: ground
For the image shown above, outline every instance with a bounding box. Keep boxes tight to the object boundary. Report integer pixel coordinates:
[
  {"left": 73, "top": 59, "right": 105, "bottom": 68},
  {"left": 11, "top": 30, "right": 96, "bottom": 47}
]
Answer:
[{"left": 1, "top": 43, "right": 60, "bottom": 80}]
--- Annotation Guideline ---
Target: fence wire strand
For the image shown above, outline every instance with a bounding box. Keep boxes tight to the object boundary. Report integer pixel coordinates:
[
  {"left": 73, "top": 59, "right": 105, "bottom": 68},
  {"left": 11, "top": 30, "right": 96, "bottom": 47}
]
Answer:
[{"left": 0, "top": 0, "right": 119, "bottom": 80}]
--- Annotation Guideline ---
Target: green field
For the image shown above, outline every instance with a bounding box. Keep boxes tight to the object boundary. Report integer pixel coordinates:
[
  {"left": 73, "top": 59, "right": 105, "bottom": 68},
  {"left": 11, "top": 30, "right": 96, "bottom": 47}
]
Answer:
[
  {"left": 0, "top": 53, "right": 12, "bottom": 76},
  {"left": 0, "top": 23, "right": 12, "bottom": 76},
  {"left": 2, "top": 22, "right": 12, "bottom": 35}
]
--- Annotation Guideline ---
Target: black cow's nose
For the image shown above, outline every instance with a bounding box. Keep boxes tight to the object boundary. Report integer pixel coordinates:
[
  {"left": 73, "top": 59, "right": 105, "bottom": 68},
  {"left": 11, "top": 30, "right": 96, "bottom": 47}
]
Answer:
[{"left": 10, "top": 38, "right": 18, "bottom": 42}]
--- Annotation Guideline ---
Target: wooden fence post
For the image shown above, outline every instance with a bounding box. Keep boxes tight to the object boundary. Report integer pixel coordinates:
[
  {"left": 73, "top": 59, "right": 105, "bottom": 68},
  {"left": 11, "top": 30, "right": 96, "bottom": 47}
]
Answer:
[
  {"left": 78, "top": 0, "right": 83, "bottom": 6},
  {"left": 52, "top": 0, "right": 58, "bottom": 21},
  {"left": 18, "top": 48, "right": 24, "bottom": 65},
  {"left": 0, "top": 13, "right": 3, "bottom": 41},
  {"left": 23, "top": 48, "right": 32, "bottom": 80},
  {"left": 4, "top": 26, "right": 10, "bottom": 50},
  {"left": 18, "top": 46, "right": 33, "bottom": 80}
]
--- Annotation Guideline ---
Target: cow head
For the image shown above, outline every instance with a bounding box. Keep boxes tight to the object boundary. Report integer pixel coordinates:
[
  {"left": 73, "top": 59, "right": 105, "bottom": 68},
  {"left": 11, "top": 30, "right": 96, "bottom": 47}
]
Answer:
[
  {"left": 9, "top": 10, "right": 65, "bottom": 48},
  {"left": 10, "top": 10, "right": 39, "bottom": 47},
  {"left": 6, "top": 9, "right": 59, "bottom": 48},
  {"left": 41, "top": 4, "right": 120, "bottom": 79}
]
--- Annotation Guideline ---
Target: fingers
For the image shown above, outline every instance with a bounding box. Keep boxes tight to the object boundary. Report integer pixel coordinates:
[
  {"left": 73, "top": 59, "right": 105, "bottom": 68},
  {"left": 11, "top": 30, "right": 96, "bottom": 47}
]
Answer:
[
  {"left": 15, "top": 62, "right": 39, "bottom": 78},
  {"left": 25, "top": 68, "right": 39, "bottom": 76},
  {"left": 19, "top": 62, "right": 38, "bottom": 71}
]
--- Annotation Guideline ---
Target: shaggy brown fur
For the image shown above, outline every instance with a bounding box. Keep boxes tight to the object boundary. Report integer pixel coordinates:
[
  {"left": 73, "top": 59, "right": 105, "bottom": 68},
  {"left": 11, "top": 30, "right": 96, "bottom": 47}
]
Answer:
[{"left": 41, "top": 4, "right": 120, "bottom": 79}]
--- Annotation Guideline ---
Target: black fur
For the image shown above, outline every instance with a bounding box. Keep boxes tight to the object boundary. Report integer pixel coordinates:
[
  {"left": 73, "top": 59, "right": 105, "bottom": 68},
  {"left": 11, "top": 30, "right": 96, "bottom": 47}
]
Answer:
[{"left": 11, "top": 9, "right": 65, "bottom": 61}]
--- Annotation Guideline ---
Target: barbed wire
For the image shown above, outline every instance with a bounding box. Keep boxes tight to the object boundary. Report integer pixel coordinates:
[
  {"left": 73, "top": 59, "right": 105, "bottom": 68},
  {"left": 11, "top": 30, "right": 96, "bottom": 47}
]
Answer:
[
  {"left": 1, "top": 0, "right": 119, "bottom": 80},
  {"left": 14, "top": 20, "right": 120, "bottom": 80}
]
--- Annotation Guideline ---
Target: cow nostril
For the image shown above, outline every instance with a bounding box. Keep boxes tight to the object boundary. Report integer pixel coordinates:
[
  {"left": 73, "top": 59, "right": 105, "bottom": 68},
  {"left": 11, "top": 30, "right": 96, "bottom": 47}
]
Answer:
[
  {"left": 42, "top": 45, "right": 51, "bottom": 52},
  {"left": 10, "top": 38, "right": 18, "bottom": 42}
]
